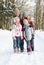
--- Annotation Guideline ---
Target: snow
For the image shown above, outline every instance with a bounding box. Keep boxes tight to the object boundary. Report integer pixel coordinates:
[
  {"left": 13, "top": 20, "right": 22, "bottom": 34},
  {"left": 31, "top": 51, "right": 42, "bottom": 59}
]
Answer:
[
  {"left": 0, "top": 29, "right": 13, "bottom": 53},
  {"left": 0, "top": 29, "right": 44, "bottom": 65}
]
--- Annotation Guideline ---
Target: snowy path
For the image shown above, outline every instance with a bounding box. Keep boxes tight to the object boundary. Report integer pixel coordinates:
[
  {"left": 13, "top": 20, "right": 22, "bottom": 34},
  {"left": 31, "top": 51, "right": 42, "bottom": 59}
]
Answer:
[{"left": 0, "top": 30, "right": 44, "bottom": 65}]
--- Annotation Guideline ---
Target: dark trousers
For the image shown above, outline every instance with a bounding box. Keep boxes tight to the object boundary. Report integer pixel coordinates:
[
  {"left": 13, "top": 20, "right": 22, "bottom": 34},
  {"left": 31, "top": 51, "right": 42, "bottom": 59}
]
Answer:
[
  {"left": 30, "top": 38, "right": 34, "bottom": 51},
  {"left": 20, "top": 39, "right": 24, "bottom": 52}
]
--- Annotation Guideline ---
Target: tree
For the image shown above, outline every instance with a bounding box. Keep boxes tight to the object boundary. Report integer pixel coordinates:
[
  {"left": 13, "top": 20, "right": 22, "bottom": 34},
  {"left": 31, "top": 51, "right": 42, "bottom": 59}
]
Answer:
[
  {"left": 0, "top": 0, "right": 31, "bottom": 29},
  {"left": 35, "top": 0, "right": 44, "bottom": 30},
  {"left": 0, "top": 0, "right": 15, "bottom": 29},
  {"left": 35, "top": 0, "right": 41, "bottom": 29},
  {"left": 41, "top": 0, "right": 44, "bottom": 30},
  {"left": 13, "top": 0, "right": 31, "bottom": 11}
]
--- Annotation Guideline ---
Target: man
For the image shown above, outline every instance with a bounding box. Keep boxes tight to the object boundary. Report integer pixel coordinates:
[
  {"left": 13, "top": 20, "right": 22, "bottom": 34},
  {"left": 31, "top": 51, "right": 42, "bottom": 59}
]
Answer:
[{"left": 12, "top": 8, "right": 24, "bottom": 52}]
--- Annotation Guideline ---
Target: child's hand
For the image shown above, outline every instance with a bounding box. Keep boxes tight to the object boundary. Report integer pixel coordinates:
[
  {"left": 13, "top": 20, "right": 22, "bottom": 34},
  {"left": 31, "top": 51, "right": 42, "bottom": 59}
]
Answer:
[
  {"left": 12, "top": 36, "right": 16, "bottom": 40},
  {"left": 21, "top": 36, "right": 23, "bottom": 40}
]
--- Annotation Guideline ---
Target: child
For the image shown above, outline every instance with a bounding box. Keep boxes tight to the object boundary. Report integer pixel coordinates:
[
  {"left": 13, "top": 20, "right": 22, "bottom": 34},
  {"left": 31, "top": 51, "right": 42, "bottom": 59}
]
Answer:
[
  {"left": 12, "top": 17, "right": 23, "bottom": 53},
  {"left": 29, "top": 20, "right": 34, "bottom": 51},
  {"left": 23, "top": 19, "right": 32, "bottom": 53},
  {"left": 27, "top": 16, "right": 34, "bottom": 51}
]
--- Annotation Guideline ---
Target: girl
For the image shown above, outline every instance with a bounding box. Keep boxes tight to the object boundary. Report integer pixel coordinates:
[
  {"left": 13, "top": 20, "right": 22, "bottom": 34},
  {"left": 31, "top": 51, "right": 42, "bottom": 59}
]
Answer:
[{"left": 12, "top": 17, "right": 23, "bottom": 53}]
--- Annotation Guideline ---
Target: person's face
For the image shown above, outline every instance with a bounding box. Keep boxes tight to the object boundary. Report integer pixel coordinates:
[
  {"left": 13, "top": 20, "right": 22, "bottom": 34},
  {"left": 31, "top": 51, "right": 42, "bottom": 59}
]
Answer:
[
  {"left": 24, "top": 13, "right": 28, "bottom": 18},
  {"left": 27, "top": 16, "right": 31, "bottom": 21},
  {"left": 16, "top": 10, "right": 20, "bottom": 17}
]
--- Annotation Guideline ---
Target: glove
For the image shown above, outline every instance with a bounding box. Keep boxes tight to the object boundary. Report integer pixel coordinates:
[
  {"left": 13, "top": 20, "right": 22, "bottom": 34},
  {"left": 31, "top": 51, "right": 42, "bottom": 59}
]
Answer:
[{"left": 32, "top": 34, "right": 34, "bottom": 39}]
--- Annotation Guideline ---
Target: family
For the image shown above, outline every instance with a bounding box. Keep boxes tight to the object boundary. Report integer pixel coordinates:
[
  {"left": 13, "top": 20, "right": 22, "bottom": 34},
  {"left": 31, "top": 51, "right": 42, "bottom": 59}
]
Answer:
[{"left": 11, "top": 8, "right": 34, "bottom": 53}]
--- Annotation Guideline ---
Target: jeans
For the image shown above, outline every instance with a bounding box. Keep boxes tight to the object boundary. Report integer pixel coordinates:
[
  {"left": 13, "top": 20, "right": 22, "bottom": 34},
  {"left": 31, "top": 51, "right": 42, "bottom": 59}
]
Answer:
[
  {"left": 27, "top": 40, "right": 30, "bottom": 52},
  {"left": 24, "top": 25, "right": 31, "bottom": 41},
  {"left": 25, "top": 25, "right": 29, "bottom": 38},
  {"left": 13, "top": 37, "right": 21, "bottom": 49}
]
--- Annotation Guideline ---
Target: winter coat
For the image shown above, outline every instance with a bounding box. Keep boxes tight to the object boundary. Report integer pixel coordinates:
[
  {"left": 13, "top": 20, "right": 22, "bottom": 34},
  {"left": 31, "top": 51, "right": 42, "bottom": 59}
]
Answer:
[{"left": 12, "top": 24, "right": 22, "bottom": 37}]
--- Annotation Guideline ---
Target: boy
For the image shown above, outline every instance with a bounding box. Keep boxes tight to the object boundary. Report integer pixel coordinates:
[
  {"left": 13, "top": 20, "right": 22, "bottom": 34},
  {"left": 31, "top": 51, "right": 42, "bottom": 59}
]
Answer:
[{"left": 23, "top": 19, "right": 32, "bottom": 53}]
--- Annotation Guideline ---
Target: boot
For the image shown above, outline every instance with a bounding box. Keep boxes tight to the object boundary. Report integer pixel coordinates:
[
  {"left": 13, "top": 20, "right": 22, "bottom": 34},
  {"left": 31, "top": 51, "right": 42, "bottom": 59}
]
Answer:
[
  {"left": 17, "top": 48, "right": 20, "bottom": 53},
  {"left": 14, "top": 48, "right": 16, "bottom": 53}
]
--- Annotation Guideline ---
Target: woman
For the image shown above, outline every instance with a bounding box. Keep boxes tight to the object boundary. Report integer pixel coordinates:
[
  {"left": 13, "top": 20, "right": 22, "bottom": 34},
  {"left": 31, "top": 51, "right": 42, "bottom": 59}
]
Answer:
[{"left": 20, "top": 12, "right": 30, "bottom": 52}]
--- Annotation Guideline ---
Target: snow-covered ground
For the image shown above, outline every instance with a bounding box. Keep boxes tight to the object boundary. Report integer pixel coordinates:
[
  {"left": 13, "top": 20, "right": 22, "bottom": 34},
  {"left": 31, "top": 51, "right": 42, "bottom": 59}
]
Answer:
[{"left": 0, "top": 29, "right": 44, "bottom": 65}]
